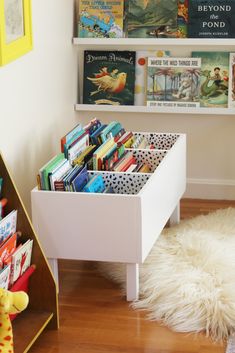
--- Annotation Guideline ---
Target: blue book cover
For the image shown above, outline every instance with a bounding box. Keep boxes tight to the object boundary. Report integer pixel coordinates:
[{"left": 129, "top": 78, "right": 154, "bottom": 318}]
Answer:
[
  {"left": 188, "top": 0, "right": 235, "bottom": 38},
  {"left": 71, "top": 166, "right": 89, "bottom": 192},
  {"left": 83, "top": 174, "right": 105, "bottom": 193}
]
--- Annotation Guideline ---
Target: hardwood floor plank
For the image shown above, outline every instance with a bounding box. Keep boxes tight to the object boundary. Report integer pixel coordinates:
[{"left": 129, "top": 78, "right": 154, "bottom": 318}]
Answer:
[{"left": 29, "top": 199, "right": 233, "bottom": 353}]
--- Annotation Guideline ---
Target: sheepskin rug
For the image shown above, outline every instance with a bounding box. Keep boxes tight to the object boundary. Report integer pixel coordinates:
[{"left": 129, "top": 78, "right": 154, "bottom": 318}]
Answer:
[{"left": 99, "top": 208, "right": 235, "bottom": 342}]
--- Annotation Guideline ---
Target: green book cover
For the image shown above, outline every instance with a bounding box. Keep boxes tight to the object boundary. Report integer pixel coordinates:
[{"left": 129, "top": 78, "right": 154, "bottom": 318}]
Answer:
[
  {"left": 42, "top": 153, "right": 65, "bottom": 190},
  {"left": 126, "top": 0, "right": 178, "bottom": 38},
  {"left": 192, "top": 51, "right": 229, "bottom": 108},
  {"left": 83, "top": 50, "right": 136, "bottom": 105}
]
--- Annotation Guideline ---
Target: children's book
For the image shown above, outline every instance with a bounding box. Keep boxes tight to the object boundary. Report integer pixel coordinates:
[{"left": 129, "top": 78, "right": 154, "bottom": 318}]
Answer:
[
  {"left": 83, "top": 174, "right": 105, "bottom": 193},
  {"left": 0, "top": 265, "right": 10, "bottom": 289},
  {"left": 0, "top": 198, "right": 7, "bottom": 221},
  {"left": 146, "top": 57, "right": 201, "bottom": 108},
  {"left": 67, "top": 131, "right": 90, "bottom": 163},
  {"left": 0, "top": 210, "right": 17, "bottom": 244},
  {"left": 92, "top": 138, "right": 115, "bottom": 170},
  {"left": 49, "top": 159, "right": 71, "bottom": 191},
  {"left": 9, "top": 239, "right": 33, "bottom": 286},
  {"left": 78, "top": 0, "right": 124, "bottom": 38},
  {"left": 188, "top": 0, "right": 235, "bottom": 38},
  {"left": 60, "top": 123, "right": 82, "bottom": 153},
  {"left": 83, "top": 50, "right": 136, "bottom": 105},
  {"left": 135, "top": 50, "right": 170, "bottom": 106},
  {"left": 39, "top": 153, "right": 65, "bottom": 190},
  {"left": 192, "top": 51, "right": 229, "bottom": 108},
  {"left": 0, "top": 232, "right": 17, "bottom": 269},
  {"left": 71, "top": 165, "right": 89, "bottom": 192},
  {"left": 177, "top": 0, "right": 188, "bottom": 38},
  {"left": 229, "top": 53, "right": 235, "bottom": 108},
  {"left": 125, "top": 0, "right": 178, "bottom": 38}
]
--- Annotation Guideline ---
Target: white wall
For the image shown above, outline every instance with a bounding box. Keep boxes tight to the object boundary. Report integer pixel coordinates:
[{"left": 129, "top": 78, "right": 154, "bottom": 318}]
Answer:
[
  {"left": 0, "top": 0, "right": 78, "bottom": 212},
  {"left": 0, "top": 1, "right": 234, "bottom": 209}
]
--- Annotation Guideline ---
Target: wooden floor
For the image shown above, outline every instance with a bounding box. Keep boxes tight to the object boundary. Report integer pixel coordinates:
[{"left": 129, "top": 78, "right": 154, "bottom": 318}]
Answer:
[{"left": 29, "top": 199, "right": 235, "bottom": 353}]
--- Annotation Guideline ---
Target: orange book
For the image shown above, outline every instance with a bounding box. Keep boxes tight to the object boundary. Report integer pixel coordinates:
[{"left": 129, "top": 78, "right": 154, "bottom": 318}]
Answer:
[{"left": 0, "top": 232, "right": 17, "bottom": 269}]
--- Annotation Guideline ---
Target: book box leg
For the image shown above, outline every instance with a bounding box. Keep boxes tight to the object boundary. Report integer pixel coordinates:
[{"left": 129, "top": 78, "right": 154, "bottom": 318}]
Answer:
[
  {"left": 126, "top": 263, "right": 139, "bottom": 301},
  {"left": 48, "top": 258, "right": 59, "bottom": 291},
  {"left": 169, "top": 202, "right": 180, "bottom": 226}
]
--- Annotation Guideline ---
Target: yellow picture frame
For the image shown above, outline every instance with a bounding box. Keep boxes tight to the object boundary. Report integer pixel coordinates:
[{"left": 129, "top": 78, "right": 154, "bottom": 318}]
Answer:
[{"left": 0, "top": 0, "right": 32, "bottom": 66}]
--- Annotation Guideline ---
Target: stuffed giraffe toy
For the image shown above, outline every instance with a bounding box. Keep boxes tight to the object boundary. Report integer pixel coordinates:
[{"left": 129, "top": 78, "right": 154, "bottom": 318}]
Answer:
[{"left": 0, "top": 288, "right": 29, "bottom": 353}]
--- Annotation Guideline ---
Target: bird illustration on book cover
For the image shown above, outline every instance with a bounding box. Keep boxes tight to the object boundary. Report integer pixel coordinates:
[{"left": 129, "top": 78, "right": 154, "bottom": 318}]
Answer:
[{"left": 83, "top": 51, "right": 136, "bottom": 105}]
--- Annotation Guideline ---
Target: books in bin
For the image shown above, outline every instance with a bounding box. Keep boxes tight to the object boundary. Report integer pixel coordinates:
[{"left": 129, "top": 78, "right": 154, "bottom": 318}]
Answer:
[
  {"left": 192, "top": 51, "right": 229, "bottom": 108},
  {"left": 83, "top": 50, "right": 136, "bottom": 105},
  {"left": 125, "top": 0, "right": 178, "bottom": 38},
  {"left": 146, "top": 56, "right": 201, "bottom": 109},
  {"left": 78, "top": 0, "right": 124, "bottom": 38},
  {"left": 188, "top": 0, "right": 235, "bottom": 38}
]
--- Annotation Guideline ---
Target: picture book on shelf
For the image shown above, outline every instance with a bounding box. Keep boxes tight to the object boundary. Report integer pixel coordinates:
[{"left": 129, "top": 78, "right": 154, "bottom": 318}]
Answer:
[
  {"left": 125, "top": 0, "right": 178, "bottom": 38},
  {"left": 0, "top": 210, "right": 17, "bottom": 244},
  {"left": 78, "top": 0, "right": 124, "bottom": 38},
  {"left": 134, "top": 50, "right": 170, "bottom": 106},
  {"left": 188, "top": 0, "right": 235, "bottom": 38},
  {"left": 177, "top": 0, "right": 188, "bottom": 38},
  {"left": 83, "top": 50, "right": 136, "bottom": 105},
  {"left": 0, "top": 265, "right": 10, "bottom": 289},
  {"left": 146, "top": 56, "right": 201, "bottom": 108},
  {"left": 192, "top": 51, "right": 229, "bottom": 108},
  {"left": 229, "top": 53, "right": 235, "bottom": 108},
  {"left": 9, "top": 239, "right": 33, "bottom": 286}
]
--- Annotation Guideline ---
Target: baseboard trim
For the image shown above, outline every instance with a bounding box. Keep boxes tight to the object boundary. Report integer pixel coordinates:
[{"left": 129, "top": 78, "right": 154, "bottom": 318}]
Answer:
[{"left": 184, "top": 178, "right": 235, "bottom": 200}]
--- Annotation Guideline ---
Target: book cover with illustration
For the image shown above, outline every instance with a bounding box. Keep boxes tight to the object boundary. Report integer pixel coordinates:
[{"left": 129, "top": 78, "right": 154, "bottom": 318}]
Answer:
[
  {"left": 10, "top": 239, "right": 33, "bottom": 286},
  {"left": 146, "top": 57, "right": 201, "bottom": 108},
  {"left": 78, "top": 0, "right": 124, "bottom": 38},
  {"left": 135, "top": 50, "right": 170, "bottom": 105},
  {"left": 229, "top": 53, "right": 235, "bottom": 108},
  {"left": 188, "top": 0, "right": 235, "bottom": 38},
  {"left": 0, "top": 210, "right": 17, "bottom": 244},
  {"left": 125, "top": 0, "right": 178, "bottom": 38},
  {"left": 192, "top": 51, "right": 229, "bottom": 108},
  {"left": 83, "top": 50, "right": 136, "bottom": 105},
  {"left": 177, "top": 0, "right": 188, "bottom": 38}
]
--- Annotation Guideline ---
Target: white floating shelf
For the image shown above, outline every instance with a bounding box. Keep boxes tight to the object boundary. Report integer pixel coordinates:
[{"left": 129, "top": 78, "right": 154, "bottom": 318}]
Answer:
[
  {"left": 73, "top": 37, "right": 235, "bottom": 48},
  {"left": 75, "top": 104, "right": 235, "bottom": 116}
]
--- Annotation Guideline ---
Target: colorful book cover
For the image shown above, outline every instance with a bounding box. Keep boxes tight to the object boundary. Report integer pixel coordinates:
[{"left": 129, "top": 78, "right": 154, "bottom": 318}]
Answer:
[
  {"left": 229, "top": 53, "right": 235, "bottom": 108},
  {"left": 9, "top": 239, "right": 33, "bottom": 286},
  {"left": 0, "top": 265, "right": 10, "bottom": 289},
  {"left": 188, "top": 0, "right": 235, "bottom": 38},
  {"left": 146, "top": 57, "right": 201, "bottom": 108},
  {"left": 135, "top": 50, "right": 170, "bottom": 106},
  {"left": 177, "top": 0, "right": 188, "bottom": 38},
  {"left": 126, "top": 0, "right": 178, "bottom": 38},
  {"left": 0, "top": 232, "right": 17, "bottom": 269},
  {"left": 83, "top": 50, "right": 136, "bottom": 105},
  {"left": 78, "top": 0, "right": 124, "bottom": 38},
  {"left": 192, "top": 51, "right": 229, "bottom": 108},
  {"left": 0, "top": 210, "right": 17, "bottom": 244}
]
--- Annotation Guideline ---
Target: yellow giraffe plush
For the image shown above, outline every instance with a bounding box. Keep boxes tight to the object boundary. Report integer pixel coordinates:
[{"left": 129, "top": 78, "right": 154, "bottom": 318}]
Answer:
[{"left": 0, "top": 288, "right": 29, "bottom": 353}]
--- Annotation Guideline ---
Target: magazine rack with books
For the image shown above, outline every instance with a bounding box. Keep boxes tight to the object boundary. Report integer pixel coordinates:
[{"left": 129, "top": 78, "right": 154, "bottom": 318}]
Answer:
[
  {"left": 0, "top": 153, "right": 58, "bottom": 353},
  {"left": 31, "top": 132, "right": 186, "bottom": 301}
]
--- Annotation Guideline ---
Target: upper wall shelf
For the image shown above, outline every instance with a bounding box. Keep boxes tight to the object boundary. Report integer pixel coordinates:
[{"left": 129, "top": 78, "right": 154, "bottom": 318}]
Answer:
[{"left": 73, "top": 37, "right": 235, "bottom": 49}]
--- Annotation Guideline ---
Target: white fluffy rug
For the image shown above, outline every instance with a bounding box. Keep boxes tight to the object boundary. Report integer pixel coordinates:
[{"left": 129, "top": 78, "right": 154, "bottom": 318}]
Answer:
[{"left": 99, "top": 208, "right": 235, "bottom": 342}]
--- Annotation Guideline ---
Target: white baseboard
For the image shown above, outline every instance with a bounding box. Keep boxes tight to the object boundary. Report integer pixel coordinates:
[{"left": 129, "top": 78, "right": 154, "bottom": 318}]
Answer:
[{"left": 184, "top": 178, "right": 235, "bottom": 200}]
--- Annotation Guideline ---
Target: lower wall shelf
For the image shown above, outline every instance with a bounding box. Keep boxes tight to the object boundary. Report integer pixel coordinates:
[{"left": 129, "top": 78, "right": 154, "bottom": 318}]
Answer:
[{"left": 75, "top": 104, "right": 235, "bottom": 115}]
